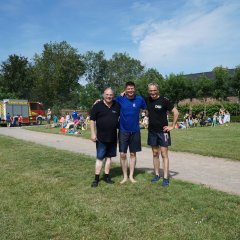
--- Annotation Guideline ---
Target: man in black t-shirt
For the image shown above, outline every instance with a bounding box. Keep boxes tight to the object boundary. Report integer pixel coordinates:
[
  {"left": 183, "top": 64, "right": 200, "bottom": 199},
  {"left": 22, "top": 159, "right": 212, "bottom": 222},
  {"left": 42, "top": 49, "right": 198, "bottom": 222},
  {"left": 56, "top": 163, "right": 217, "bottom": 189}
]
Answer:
[
  {"left": 90, "top": 88, "right": 120, "bottom": 187},
  {"left": 146, "top": 83, "right": 179, "bottom": 187}
]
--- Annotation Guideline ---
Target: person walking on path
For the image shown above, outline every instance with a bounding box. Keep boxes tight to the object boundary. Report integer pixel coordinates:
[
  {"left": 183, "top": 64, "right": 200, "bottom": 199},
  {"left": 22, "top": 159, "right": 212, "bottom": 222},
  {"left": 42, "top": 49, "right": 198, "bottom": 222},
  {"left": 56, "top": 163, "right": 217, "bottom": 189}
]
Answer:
[
  {"left": 90, "top": 88, "right": 120, "bottom": 187},
  {"left": 146, "top": 83, "right": 179, "bottom": 187},
  {"left": 117, "top": 81, "right": 147, "bottom": 184}
]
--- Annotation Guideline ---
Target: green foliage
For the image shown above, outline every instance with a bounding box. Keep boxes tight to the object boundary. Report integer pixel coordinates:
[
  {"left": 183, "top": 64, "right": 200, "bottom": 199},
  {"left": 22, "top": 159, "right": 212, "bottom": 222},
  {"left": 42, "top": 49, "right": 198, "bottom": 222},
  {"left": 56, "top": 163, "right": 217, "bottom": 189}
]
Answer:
[
  {"left": 79, "top": 83, "right": 102, "bottom": 111},
  {"left": 0, "top": 54, "right": 33, "bottom": 99},
  {"left": 164, "top": 74, "right": 194, "bottom": 104},
  {"left": 135, "top": 68, "right": 164, "bottom": 97},
  {"left": 32, "top": 41, "right": 85, "bottom": 108},
  {"left": 82, "top": 50, "right": 108, "bottom": 93},
  {"left": 107, "top": 52, "right": 145, "bottom": 92},
  {"left": 193, "top": 75, "right": 214, "bottom": 99},
  {"left": 212, "top": 66, "right": 231, "bottom": 100},
  {"left": 231, "top": 65, "right": 240, "bottom": 96}
]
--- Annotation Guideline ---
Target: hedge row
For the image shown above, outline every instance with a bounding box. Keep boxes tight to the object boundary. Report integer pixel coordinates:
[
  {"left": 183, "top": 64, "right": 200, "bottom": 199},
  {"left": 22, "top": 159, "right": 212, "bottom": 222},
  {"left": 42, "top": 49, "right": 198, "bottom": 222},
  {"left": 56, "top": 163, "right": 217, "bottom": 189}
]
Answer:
[{"left": 177, "top": 102, "right": 240, "bottom": 118}]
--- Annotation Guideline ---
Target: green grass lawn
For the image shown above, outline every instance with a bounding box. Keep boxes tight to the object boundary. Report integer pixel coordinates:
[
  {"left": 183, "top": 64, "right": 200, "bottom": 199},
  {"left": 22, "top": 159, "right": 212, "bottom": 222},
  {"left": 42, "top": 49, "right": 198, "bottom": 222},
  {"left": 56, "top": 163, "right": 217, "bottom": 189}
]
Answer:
[
  {"left": 25, "top": 123, "right": 240, "bottom": 160},
  {"left": 0, "top": 135, "right": 239, "bottom": 240}
]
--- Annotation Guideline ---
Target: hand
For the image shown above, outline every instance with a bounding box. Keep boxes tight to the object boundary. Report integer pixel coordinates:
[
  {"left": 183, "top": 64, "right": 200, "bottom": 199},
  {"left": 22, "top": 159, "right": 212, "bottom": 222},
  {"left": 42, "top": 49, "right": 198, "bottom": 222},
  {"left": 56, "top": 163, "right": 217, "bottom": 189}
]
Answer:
[
  {"left": 163, "top": 126, "right": 174, "bottom": 132},
  {"left": 93, "top": 99, "right": 101, "bottom": 105},
  {"left": 120, "top": 91, "right": 126, "bottom": 97},
  {"left": 91, "top": 133, "right": 97, "bottom": 142}
]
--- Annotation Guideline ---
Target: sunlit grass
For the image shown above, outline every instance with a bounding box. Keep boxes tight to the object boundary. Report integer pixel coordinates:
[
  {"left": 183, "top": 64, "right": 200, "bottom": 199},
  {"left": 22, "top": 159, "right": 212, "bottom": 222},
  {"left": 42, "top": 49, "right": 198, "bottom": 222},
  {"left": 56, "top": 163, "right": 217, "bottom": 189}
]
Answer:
[{"left": 0, "top": 135, "right": 239, "bottom": 240}]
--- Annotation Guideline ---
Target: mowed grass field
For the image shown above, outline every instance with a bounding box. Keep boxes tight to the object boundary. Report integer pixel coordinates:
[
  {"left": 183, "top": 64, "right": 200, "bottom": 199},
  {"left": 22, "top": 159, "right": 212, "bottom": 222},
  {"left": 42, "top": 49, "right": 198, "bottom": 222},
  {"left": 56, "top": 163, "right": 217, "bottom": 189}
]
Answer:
[
  {"left": 0, "top": 135, "right": 239, "bottom": 240},
  {"left": 26, "top": 123, "right": 240, "bottom": 160}
]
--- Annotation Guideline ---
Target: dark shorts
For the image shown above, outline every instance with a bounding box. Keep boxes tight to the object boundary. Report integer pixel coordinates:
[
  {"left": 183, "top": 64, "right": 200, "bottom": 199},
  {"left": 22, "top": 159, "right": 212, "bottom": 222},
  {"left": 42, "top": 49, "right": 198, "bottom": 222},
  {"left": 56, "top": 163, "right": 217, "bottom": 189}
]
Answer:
[
  {"left": 148, "top": 131, "right": 171, "bottom": 147},
  {"left": 96, "top": 140, "right": 117, "bottom": 160},
  {"left": 118, "top": 131, "right": 141, "bottom": 153}
]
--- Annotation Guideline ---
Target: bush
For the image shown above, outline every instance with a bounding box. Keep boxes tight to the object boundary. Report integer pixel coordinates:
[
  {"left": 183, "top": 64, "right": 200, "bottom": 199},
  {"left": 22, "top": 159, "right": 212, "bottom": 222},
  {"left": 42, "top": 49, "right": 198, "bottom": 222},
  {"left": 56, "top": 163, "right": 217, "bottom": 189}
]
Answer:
[{"left": 178, "top": 102, "right": 240, "bottom": 117}]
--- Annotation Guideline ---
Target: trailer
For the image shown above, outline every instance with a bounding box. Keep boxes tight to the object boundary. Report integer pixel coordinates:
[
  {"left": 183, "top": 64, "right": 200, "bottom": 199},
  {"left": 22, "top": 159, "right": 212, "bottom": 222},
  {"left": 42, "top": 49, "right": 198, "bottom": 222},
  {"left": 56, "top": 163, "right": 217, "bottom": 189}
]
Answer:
[{"left": 0, "top": 99, "right": 45, "bottom": 125}]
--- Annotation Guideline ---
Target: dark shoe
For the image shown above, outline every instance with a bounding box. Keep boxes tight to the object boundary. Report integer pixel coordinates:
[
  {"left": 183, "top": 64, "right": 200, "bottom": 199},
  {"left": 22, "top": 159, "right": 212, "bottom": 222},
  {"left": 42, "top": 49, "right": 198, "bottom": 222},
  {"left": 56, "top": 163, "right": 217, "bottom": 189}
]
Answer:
[
  {"left": 151, "top": 175, "right": 160, "bottom": 183},
  {"left": 104, "top": 177, "right": 114, "bottom": 184},
  {"left": 162, "top": 178, "right": 170, "bottom": 187},
  {"left": 91, "top": 180, "right": 99, "bottom": 187}
]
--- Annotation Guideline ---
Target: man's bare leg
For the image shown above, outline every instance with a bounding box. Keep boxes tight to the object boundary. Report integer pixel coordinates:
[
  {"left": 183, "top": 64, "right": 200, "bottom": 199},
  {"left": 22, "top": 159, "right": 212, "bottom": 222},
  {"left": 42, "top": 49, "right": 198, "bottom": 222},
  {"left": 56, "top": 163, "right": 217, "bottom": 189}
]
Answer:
[
  {"left": 129, "top": 152, "right": 137, "bottom": 183},
  {"left": 95, "top": 159, "right": 103, "bottom": 175},
  {"left": 120, "top": 152, "right": 128, "bottom": 184},
  {"left": 160, "top": 147, "right": 169, "bottom": 179},
  {"left": 104, "top": 157, "right": 111, "bottom": 174},
  {"left": 152, "top": 146, "right": 160, "bottom": 176}
]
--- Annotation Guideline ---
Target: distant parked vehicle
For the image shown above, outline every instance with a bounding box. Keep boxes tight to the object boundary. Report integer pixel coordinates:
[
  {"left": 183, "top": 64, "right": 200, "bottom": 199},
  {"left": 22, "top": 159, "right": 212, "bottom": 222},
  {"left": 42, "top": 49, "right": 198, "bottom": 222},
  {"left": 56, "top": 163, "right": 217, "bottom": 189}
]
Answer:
[{"left": 0, "top": 99, "right": 46, "bottom": 126}]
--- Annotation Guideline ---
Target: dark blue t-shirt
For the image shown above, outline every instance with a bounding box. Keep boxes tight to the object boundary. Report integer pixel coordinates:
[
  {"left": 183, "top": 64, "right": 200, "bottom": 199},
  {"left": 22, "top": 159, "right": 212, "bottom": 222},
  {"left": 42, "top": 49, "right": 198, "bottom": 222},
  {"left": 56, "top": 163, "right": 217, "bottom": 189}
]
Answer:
[{"left": 116, "top": 95, "right": 146, "bottom": 133}]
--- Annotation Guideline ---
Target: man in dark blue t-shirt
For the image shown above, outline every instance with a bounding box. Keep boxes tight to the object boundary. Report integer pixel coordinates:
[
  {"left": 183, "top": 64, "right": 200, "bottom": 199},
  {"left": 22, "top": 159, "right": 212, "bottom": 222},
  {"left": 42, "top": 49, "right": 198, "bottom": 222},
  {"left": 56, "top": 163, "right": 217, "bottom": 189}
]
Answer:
[
  {"left": 90, "top": 88, "right": 120, "bottom": 187},
  {"left": 116, "top": 81, "right": 147, "bottom": 184}
]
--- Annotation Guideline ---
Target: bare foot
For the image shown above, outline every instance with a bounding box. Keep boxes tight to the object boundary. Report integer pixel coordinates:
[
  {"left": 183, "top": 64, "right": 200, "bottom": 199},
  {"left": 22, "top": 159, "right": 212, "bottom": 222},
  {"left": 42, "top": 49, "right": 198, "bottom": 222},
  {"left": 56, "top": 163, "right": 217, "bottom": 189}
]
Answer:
[
  {"left": 120, "top": 178, "right": 128, "bottom": 184},
  {"left": 129, "top": 177, "right": 137, "bottom": 183}
]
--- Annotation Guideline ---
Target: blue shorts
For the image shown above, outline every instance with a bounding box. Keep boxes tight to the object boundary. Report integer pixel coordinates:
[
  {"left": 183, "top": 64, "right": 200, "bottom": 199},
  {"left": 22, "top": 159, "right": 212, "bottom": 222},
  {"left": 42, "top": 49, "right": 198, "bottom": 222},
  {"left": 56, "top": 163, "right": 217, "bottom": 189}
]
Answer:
[
  {"left": 96, "top": 140, "right": 117, "bottom": 160},
  {"left": 148, "top": 131, "right": 171, "bottom": 147},
  {"left": 118, "top": 131, "right": 141, "bottom": 153}
]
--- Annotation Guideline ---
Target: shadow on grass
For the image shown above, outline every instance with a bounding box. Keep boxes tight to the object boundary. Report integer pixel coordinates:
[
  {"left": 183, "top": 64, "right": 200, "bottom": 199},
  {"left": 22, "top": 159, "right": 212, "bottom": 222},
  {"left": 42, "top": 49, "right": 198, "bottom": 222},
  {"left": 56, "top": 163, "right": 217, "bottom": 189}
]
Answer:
[{"left": 108, "top": 166, "right": 179, "bottom": 180}]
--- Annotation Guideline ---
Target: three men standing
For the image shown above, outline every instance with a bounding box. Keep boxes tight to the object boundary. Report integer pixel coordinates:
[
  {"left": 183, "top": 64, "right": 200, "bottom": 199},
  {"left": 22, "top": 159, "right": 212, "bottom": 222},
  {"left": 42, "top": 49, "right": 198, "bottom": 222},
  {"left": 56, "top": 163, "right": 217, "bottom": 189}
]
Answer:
[{"left": 90, "top": 82, "right": 178, "bottom": 187}]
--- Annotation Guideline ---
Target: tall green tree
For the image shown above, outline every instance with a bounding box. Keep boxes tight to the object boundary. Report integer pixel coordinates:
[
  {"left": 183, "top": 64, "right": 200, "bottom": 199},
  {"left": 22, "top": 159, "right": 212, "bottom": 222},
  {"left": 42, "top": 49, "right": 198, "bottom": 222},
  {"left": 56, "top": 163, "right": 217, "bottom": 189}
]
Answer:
[
  {"left": 231, "top": 66, "right": 240, "bottom": 97},
  {"left": 136, "top": 68, "right": 164, "bottom": 97},
  {"left": 82, "top": 50, "right": 108, "bottom": 93},
  {"left": 107, "top": 52, "right": 145, "bottom": 93},
  {"left": 79, "top": 83, "right": 102, "bottom": 111},
  {"left": 164, "top": 74, "right": 192, "bottom": 104},
  {"left": 212, "top": 66, "right": 231, "bottom": 100},
  {"left": 32, "top": 41, "right": 85, "bottom": 108},
  {"left": 0, "top": 54, "right": 33, "bottom": 99},
  {"left": 193, "top": 75, "right": 214, "bottom": 99}
]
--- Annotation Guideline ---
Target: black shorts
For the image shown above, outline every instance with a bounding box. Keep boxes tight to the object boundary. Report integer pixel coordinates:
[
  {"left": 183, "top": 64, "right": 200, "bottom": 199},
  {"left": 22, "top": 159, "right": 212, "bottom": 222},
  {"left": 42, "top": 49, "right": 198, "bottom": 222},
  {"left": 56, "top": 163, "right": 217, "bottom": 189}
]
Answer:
[
  {"left": 148, "top": 131, "right": 171, "bottom": 147},
  {"left": 118, "top": 131, "right": 141, "bottom": 153}
]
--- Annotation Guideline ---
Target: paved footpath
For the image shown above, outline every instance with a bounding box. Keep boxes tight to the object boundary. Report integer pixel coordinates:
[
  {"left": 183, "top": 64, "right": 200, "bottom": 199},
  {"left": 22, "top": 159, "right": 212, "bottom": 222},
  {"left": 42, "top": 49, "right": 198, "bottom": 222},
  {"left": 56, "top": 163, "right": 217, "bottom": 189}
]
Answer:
[{"left": 0, "top": 127, "right": 239, "bottom": 195}]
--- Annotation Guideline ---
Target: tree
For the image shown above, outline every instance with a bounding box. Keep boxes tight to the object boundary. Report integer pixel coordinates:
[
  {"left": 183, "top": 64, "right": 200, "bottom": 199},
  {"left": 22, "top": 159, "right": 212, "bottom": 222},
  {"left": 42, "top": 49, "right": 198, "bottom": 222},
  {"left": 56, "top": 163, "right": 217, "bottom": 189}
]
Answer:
[
  {"left": 32, "top": 41, "right": 85, "bottom": 108},
  {"left": 231, "top": 66, "right": 240, "bottom": 97},
  {"left": 135, "top": 68, "right": 164, "bottom": 97},
  {"left": 82, "top": 50, "right": 108, "bottom": 93},
  {"left": 212, "top": 66, "right": 231, "bottom": 100},
  {"left": 107, "top": 52, "right": 145, "bottom": 93},
  {"left": 0, "top": 54, "right": 33, "bottom": 99},
  {"left": 193, "top": 75, "right": 214, "bottom": 99},
  {"left": 79, "top": 83, "right": 102, "bottom": 111},
  {"left": 164, "top": 74, "right": 191, "bottom": 104}
]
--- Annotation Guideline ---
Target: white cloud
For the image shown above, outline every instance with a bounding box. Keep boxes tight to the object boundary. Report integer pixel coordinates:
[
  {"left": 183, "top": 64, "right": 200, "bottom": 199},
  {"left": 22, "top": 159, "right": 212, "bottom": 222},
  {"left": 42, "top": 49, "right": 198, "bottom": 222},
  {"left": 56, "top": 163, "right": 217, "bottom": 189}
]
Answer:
[{"left": 132, "top": 0, "right": 240, "bottom": 74}]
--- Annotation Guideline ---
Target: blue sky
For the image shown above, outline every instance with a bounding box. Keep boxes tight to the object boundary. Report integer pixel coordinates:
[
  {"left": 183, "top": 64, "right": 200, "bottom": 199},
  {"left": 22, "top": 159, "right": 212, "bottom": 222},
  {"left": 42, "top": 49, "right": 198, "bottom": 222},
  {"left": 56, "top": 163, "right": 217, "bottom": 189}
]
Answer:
[{"left": 0, "top": 0, "right": 239, "bottom": 75}]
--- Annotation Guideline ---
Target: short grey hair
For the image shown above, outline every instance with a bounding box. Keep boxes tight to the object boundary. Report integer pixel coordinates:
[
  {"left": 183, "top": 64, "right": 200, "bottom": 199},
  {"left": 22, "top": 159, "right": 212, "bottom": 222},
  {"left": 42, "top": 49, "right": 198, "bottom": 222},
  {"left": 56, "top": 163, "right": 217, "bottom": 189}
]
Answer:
[{"left": 148, "top": 82, "right": 159, "bottom": 90}]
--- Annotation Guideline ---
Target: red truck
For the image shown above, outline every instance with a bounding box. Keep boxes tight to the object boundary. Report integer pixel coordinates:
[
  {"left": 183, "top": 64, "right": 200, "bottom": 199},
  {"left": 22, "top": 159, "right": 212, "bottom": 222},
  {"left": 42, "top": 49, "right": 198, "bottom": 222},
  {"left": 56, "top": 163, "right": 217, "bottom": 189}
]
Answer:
[{"left": 0, "top": 99, "right": 46, "bottom": 125}]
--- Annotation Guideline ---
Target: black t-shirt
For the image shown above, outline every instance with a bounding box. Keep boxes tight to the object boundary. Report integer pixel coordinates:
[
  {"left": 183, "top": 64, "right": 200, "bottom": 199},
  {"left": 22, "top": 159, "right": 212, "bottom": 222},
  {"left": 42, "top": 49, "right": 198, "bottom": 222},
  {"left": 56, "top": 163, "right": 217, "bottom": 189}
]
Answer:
[
  {"left": 90, "top": 100, "right": 120, "bottom": 143},
  {"left": 146, "top": 96, "right": 174, "bottom": 133}
]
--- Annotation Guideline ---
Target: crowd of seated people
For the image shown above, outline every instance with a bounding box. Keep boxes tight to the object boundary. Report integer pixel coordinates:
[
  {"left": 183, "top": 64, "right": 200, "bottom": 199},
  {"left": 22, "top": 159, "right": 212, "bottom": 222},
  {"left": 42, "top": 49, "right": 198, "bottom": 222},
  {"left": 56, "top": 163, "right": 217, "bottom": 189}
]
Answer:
[
  {"left": 176, "top": 108, "right": 231, "bottom": 129},
  {"left": 53, "top": 111, "right": 90, "bottom": 135}
]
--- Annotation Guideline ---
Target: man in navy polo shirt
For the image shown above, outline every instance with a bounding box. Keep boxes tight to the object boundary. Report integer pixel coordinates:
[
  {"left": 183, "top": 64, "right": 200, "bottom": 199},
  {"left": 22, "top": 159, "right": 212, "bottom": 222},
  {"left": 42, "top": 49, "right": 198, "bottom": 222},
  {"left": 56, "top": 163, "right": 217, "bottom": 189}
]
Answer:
[
  {"left": 90, "top": 88, "right": 120, "bottom": 187},
  {"left": 116, "top": 81, "right": 147, "bottom": 184}
]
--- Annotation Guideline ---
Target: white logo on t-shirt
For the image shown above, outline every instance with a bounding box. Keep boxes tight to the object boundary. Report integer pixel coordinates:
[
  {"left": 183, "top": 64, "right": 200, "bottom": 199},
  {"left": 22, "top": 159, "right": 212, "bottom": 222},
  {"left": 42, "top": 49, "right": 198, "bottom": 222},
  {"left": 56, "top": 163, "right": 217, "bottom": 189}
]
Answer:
[{"left": 155, "top": 105, "right": 162, "bottom": 109}]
